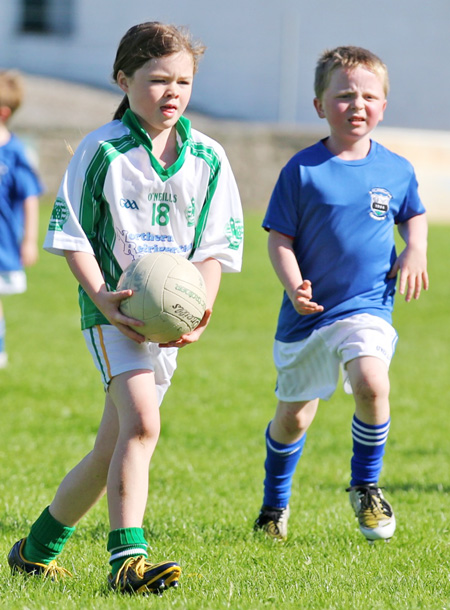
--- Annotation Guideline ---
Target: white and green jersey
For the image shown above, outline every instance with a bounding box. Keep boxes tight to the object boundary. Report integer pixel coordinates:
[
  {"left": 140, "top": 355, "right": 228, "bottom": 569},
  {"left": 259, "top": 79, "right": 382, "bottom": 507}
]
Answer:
[{"left": 44, "top": 109, "right": 243, "bottom": 330}]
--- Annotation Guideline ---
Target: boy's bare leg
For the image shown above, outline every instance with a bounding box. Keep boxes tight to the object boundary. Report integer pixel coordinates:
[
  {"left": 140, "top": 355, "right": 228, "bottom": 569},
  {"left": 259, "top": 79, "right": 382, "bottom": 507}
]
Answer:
[
  {"left": 269, "top": 398, "right": 319, "bottom": 444},
  {"left": 346, "top": 356, "right": 390, "bottom": 424}
]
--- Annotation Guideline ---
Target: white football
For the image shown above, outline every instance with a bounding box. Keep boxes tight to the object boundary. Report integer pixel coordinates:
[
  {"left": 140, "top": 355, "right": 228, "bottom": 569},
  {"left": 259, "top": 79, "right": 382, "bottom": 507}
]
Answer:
[{"left": 117, "top": 252, "right": 207, "bottom": 343}]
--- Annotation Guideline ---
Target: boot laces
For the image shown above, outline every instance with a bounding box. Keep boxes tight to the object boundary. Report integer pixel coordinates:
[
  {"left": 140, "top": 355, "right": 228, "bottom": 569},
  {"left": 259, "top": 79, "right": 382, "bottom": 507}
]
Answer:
[
  {"left": 357, "top": 486, "right": 393, "bottom": 526},
  {"left": 115, "top": 555, "right": 149, "bottom": 583},
  {"left": 42, "top": 560, "right": 72, "bottom": 580}
]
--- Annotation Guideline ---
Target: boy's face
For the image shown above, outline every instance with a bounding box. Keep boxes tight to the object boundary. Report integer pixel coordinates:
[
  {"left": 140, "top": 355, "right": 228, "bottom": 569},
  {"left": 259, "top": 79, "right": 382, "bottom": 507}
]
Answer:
[
  {"left": 0, "top": 105, "right": 13, "bottom": 125},
  {"left": 313, "top": 66, "right": 387, "bottom": 147}
]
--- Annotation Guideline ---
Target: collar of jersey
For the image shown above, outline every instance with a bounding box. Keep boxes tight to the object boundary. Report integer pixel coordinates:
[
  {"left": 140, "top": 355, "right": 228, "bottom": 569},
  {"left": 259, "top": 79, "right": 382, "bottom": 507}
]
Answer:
[
  {"left": 318, "top": 138, "right": 376, "bottom": 166},
  {"left": 121, "top": 109, "right": 191, "bottom": 180}
]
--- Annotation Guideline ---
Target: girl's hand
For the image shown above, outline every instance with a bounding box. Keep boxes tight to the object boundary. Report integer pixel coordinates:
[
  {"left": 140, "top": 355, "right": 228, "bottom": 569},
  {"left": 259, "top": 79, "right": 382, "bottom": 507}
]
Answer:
[
  {"left": 159, "top": 258, "right": 221, "bottom": 348},
  {"left": 63, "top": 251, "right": 146, "bottom": 344},
  {"left": 95, "top": 288, "right": 147, "bottom": 343},
  {"left": 159, "top": 308, "right": 212, "bottom": 348},
  {"left": 290, "top": 279, "right": 324, "bottom": 315}
]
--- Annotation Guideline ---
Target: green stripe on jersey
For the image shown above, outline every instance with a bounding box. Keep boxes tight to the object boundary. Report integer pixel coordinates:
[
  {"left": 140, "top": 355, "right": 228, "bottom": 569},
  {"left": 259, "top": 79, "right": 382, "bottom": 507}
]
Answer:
[
  {"left": 104, "top": 111, "right": 222, "bottom": 260},
  {"left": 76, "top": 111, "right": 225, "bottom": 329},
  {"left": 188, "top": 140, "right": 221, "bottom": 259},
  {"left": 122, "top": 110, "right": 189, "bottom": 181},
  {"left": 78, "top": 135, "right": 138, "bottom": 328}
]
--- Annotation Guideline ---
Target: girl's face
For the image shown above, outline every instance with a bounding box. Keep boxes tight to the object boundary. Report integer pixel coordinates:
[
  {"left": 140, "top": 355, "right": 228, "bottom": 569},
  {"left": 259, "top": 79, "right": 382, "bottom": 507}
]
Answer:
[
  {"left": 117, "top": 51, "right": 194, "bottom": 139},
  {"left": 313, "top": 66, "right": 387, "bottom": 150}
]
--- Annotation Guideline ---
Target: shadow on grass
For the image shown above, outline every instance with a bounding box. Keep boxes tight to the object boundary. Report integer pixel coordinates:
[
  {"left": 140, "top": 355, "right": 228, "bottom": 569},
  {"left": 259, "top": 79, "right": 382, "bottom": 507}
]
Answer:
[{"left": 306, "top": 481, "right": 450, "bottom": 495}]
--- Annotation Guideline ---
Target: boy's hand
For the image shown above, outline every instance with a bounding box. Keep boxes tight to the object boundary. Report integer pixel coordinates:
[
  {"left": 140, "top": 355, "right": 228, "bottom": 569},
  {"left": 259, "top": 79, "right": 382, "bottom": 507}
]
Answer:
[
  {"left": 388, "top": 245, "right": 429, "bottom": 301},
  {"left": 21, "top": 239, "right": 39, "bottom": 267},
  {"left": 159, "top": 308, "right": 212, "bottom": 348},
  {"left": 95, "top": 287, "right": 146, "bottom": 343},
  {"left": 290, "top": 280, "right": 324, "bottom": 315}
]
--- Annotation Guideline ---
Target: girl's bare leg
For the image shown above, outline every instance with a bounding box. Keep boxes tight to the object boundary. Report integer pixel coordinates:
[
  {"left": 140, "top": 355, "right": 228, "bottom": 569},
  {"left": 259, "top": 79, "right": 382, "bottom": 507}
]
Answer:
[
  {"left": 106, "top": 370, "right": 160, "bottom": 530},
  {"left": 49, "top": 393, "right": 119, "bottom": 526}
]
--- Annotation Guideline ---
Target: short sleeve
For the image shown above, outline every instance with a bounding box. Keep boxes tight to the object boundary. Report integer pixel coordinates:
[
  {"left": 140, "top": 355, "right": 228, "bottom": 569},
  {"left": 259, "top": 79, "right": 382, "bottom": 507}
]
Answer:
[
  {"left": 394, "top": 169, "right": 426, "bottom": 224},
  {"left": 262, "top": 160, "right": 301, "bottom": 237},
  {"left": 43, "top": 137, "right": 98, "bottom": 257},
  {"left": 189, "top": 149, "right": 244, "bottom": 273}
]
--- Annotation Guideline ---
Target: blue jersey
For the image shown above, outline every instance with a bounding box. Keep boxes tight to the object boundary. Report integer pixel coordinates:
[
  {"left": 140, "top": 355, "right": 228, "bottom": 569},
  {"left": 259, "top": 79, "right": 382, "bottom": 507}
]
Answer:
[
  {"left": 0, "top": 135, "right": 43, "bottom": 272},
  {"left": 263, "top": 140, "right": 426, "bottom": 342}
]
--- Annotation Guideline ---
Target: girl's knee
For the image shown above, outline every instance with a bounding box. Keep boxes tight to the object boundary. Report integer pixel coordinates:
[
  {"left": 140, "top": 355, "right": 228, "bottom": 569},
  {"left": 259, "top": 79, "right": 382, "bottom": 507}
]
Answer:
[
  {"left": 122, "top": 414, "right": 160, "bottom": 444},
  {"left": 134, "top": 420, "right": 160, "bottom": 443}
]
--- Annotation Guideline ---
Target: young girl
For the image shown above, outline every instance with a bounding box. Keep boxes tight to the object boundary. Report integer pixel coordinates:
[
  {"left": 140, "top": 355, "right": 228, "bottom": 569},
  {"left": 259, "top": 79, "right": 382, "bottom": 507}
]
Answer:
[{"left": 8, "top": 22, "right": 243, "bottom": 595}]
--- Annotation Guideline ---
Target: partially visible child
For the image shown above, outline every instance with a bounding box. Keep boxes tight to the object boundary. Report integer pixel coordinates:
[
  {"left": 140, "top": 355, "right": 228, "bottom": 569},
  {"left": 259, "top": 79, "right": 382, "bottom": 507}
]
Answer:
[
  {"left": 254, "top": 46, "right": 428, "bottom": 543},
  {"left": 8, "top": 22, "right": 243, "bottom": 595},
  {"left": 0, "top": 70, "right": 42, "bottom": 367}
]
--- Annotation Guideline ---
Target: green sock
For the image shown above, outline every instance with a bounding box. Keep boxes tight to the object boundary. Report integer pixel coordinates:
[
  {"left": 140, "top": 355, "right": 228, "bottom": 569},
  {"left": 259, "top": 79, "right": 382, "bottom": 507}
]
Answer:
[
  {"left": 107, "top": 527, "right": 149, "bottom": 576},
  {"left": 23, "top": 506, "right": 75, "bottom": 565}
]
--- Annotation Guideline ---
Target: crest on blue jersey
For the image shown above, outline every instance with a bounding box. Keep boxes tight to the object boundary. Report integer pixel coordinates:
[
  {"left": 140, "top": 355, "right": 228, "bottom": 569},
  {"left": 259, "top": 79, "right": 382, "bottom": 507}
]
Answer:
[{"left": 369, "top": 187, "right": 392, "bottom": 221}]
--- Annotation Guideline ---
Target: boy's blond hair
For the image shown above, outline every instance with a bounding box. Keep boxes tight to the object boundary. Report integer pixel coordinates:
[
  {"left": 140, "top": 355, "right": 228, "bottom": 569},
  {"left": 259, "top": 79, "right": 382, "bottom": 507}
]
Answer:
[
  {"left": 314, "top": 46, "right": 389, "bottom": 100},
  {"left": 0, "top": 70, "right": 25, "bottom": 116}
]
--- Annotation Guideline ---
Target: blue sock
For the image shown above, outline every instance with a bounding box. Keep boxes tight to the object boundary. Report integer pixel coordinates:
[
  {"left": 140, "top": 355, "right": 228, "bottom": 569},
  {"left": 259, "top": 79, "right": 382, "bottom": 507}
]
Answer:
[
  {"left": 350, "top": 415, "right": 390, "bottom": 486},
  {"left": 263, "top": 424, "right": 306, "bottom": 508}
]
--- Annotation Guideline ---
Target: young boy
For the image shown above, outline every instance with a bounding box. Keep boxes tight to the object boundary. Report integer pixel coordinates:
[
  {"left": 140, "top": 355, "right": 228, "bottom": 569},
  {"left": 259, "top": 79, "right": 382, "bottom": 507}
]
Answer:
[
  {"left": 0, "top": 70, "right": 42, "bottom": 367},
  {"left": 254, "top": 46, "right": 428, "bottom": 543}
]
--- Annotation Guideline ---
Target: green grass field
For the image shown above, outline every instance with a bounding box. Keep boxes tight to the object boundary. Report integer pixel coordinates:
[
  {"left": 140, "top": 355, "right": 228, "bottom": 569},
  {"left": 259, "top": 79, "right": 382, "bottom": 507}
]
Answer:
[{"left": 0, "top": 205, "right": 449, "bottom": 609}]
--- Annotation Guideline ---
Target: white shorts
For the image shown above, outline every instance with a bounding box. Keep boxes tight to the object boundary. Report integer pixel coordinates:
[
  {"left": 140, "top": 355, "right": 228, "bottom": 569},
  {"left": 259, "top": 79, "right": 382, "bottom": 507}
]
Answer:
[
  {"left": 83, "top": 324, "right": 178, "bottom": 405},
  {"left": 273, "top": 314, "right": 398, "bottom": 402},
  {"left": 0, "top": 271, "right": 26, "bottom": 295}
]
